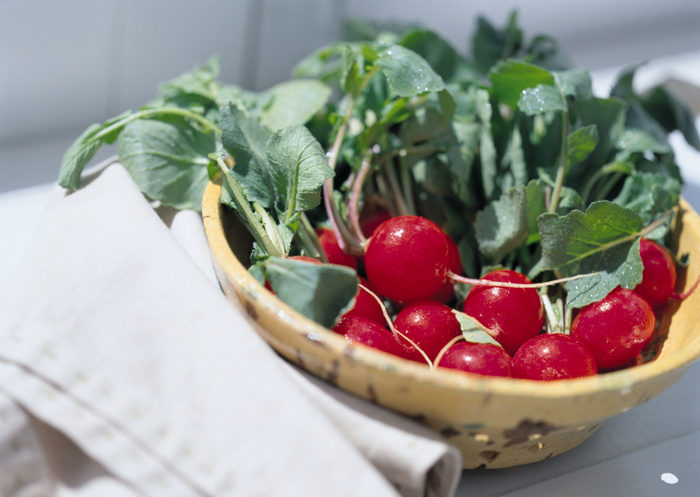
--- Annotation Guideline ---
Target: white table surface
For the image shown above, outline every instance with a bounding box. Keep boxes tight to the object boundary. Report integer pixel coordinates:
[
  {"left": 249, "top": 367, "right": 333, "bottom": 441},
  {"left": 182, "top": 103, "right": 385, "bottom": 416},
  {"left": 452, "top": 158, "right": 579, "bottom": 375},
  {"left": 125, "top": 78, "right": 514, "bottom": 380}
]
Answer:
[{"left": 2, "top": 53, "right": 700, "bottom": 497}]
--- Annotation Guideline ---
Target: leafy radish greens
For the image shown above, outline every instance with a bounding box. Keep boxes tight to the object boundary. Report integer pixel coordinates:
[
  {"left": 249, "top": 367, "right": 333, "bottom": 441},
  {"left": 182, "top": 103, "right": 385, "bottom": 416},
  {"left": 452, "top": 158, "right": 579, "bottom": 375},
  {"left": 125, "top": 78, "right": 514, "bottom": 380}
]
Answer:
[{"left": 58, "top": 11, "right": 699, "bottom": 322}]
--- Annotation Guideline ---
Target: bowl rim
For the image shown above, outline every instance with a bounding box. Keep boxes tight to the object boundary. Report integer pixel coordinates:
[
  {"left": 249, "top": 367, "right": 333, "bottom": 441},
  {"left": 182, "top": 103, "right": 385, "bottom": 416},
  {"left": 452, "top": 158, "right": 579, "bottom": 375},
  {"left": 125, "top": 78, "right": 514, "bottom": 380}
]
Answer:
[{"left": 203, "top": 179, "right": 700, "bottom": 400}]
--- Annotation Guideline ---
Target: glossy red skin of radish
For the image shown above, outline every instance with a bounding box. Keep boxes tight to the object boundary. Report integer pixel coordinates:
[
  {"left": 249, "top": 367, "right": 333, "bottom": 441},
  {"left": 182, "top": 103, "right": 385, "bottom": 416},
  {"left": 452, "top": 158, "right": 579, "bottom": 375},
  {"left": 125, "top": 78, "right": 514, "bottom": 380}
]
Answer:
[
  {"left": 360, "top": 208, "right": 392, "bottom": 238},
  {"left": 364, "top": 215, "right": 451, "bottom": 304},
  {"left": 436, "top": 342, "right": 512, "bottom": 377},
  {"left": 431, "top": 235, "right": 463, "bottom": 303},
  {"left": 393, "top": 300, "right": 462, "bottom": 363},
  {"left": 462, "top": 269, "right": 545, "bottom": 356},
  {"left": 633, "top": 238, "right": 677, "bottom": 308},
  {"left": 571, "top": 288, "right": 656, "bottom": 370},
  {"left": 332, "top": 315, "right": 407, "bottom": 359},
  {"left": 341, "top": 277, "right": 387, "bottom": 326},
  {"left": 316, "top": 227, "right": 358, "bottom": 270},
  {"left": 512, "top": 333, "right": 598, "bottom": 381}
]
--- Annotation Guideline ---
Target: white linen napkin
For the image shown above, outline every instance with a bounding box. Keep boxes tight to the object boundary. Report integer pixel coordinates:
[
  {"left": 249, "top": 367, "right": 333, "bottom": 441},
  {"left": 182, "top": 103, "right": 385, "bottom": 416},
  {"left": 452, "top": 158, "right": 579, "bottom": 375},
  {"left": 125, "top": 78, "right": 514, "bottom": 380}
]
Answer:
[{"left": 0, "top": 159, "right": 461, "bottom": 497}]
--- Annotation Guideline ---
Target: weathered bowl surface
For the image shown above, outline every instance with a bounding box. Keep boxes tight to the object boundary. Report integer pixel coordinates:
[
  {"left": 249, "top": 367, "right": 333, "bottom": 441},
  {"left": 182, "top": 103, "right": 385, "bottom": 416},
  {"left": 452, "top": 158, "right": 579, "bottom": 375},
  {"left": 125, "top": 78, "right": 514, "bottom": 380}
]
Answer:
[{"left": 202, "top": 180, "right": 700, "bottom": 469}]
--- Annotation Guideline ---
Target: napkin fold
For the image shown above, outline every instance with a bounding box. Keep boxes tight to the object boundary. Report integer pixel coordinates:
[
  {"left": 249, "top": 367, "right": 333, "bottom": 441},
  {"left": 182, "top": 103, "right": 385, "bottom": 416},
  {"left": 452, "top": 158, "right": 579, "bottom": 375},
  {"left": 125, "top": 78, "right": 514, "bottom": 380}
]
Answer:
[{"left": 0, "top": 159, "right": 461, "bottom": 497}]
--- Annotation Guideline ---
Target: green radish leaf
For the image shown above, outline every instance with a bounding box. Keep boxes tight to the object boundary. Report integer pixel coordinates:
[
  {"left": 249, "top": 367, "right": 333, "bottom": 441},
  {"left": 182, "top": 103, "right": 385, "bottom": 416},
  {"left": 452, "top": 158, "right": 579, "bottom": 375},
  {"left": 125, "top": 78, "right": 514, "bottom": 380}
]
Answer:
[
  {"left": 611, "top": 63, "right": 699, "bottom": 150},
  {"left": 260, "top": 79, "right": 333, "bottom": 131},
  {"left": 474, "top": 88, "right": 498, "bottom": 200},
  {"left": 59, "top": 110, "right": 133, "bottom": 189},
  {"left": 616, "top": 128, "right": 671, "bottom": 160},
  {"left": 489, "top": 60, "right": 554, "bottom": 109},
  {"left": 553, "top": 69, "right": 593, "bottom": 100},
  {"left": 538, "top": 201, "right": 645, "bottom": 308},
  {"left": 499, "top": 123, "right": 528, "bottom": 191},
  {"left": 641, "top": 85, "right": 700, "bottom": 150},
  {"left": 156, "top": 56, "right": 220, "bottom": 106},
  {"left": 562, "top": 238, "right": 642, "bottom": 309},
  {"left": 398, "top": 29, "right": 481, "bottom": 85},
  {"left": 569, "top": 97, "right": 627, "bottom": 168},
  {"left": 567, "top": 124, "right": 598, "bottom": 166},
  {"left": 291, "top": 42, "right": 346, "bottom": 83},
  {"left": 472, "top": 12, "right": 523, "bottom": 73},
  {"left": 453, "top": 311, "right": 502, "bottom": 347},
  {"left": 341, "top": 42, "right": 376, "bottom": 95},
  {"left": 524, "top": 179, "right": 582, "bottom": 244},
  {"left": 475, "top": 186, "right": 528, "bottom": 262},
  {"left": 117, "top": 117, "right": 215, "bottom": 210},
  {"left": 220, "top": 103, "right": 275, "bottom": 208},
  {"left": 266, "top": 125, "right": 335, "bottom": 222},
  {"left": 450, "top": 120, "right": 480, "bottom": 208},
  {"left": 518, "top": 84, "right": 565, "bottom": 115},
  {"left": 263, "top": 257, "right": 358, "bottom": 329},
  {"left": 613, "top": 172, "right": 681, "bottom": 227},
  {"left": 376, "top": 42, "right": 446, "bottom": 97}
]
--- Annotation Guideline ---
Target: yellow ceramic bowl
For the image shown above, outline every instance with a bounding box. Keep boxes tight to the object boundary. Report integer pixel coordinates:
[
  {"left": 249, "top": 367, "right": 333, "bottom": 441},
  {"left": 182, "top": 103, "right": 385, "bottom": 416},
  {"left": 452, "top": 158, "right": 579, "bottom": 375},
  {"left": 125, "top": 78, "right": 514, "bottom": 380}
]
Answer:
[{"left": 202, "top": 180, "right": 700, "bottom": 469}]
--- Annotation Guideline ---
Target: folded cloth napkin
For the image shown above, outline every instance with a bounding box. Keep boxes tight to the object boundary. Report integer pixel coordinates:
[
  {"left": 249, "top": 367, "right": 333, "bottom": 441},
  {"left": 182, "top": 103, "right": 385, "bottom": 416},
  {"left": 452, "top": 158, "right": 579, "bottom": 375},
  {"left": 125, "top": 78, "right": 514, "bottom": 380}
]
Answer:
[{"left": 0, "top": 159, "right": 461, "bottom": 497}]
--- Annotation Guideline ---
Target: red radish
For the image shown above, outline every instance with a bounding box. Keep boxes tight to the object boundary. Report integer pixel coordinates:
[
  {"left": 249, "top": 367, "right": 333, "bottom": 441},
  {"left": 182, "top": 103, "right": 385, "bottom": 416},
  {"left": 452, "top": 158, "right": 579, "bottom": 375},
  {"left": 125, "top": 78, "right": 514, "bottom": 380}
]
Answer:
[
  {"left": 316, "top": 227, "right": 358, "bottom": 270},
  {"left": 436, "top": 342, "right": 512, "bottom": 377},
  {"left": 512, "top": 333, "right": 598, "bottom": 380},
  {"left": 341, "top": 276, "right": 387, "bottom": 326},
  {"left": 571, "top": 287, "right": 655, "bottom": 370},
  {"left": 359, "top": 196, "right": 392, "bottom": 238},
  {"left": 364, "top": 215, "right": 451, "bottom": 304},
  {"left": 393, "top": 300, "right": 462, "bottom": 362},
  {"left": 462, "top": 269, "right": 545, "bottom": 355},
  {"left": 289, "top": 255, "right": 321, "bottom": 264},
  {"left": 332, "top": 315, "right": 407, "bottom": 359},
  {"left": 360, "top": 207, "right": 392, "bottom": 238},
  {"left": 430, "top": 235, "right": 463, "bottom": 303},
  {"left": 633, "top": 238, "right": 677, "bottom": 307}
]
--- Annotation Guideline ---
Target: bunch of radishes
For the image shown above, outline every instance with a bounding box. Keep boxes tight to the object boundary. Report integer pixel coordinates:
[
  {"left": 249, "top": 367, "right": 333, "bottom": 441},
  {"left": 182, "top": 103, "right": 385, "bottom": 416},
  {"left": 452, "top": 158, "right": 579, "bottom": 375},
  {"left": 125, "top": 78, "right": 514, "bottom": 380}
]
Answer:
[{"left": 305, "top": 213, "right": 696, "bottom": 381}]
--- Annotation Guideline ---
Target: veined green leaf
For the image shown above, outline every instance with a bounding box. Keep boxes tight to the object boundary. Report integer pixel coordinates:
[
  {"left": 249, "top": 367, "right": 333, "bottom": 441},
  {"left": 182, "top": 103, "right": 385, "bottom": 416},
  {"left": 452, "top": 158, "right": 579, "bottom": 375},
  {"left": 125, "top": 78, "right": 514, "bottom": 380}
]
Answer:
[
  {"left": 220, "top": 103, "right": 275, "bottom": 208},
  {"left": 524, "top": 179, "right": 582, "bottom": 244},
  {"left": 538, "top": 201, "right": 645, "bottom": 308},
  {"left": 474, "top": 88, "right": 498, "bottom": 200},
  {"left": 376, "top": 42, "right": 446, "bottom": 97},
  {"left": 616, "top": 128, "right": 671, "bottom": 159},
  {"left": 475, "top": 186, "right": 528, "bottom": 262},
  {"left": 263, "top": 257, "right": 358, "bottom": 329},
  {"left": 260, "top": 79, "right": 332, "bottom": 131},
  {"left": 553, "top": 69, "right": 593, "bottom": 100},
  {"left": 59, "top": 110, "right": 133, "bottom": 189},
  {"left": 567, "top": 125, "right": 598, "bottom": 166},
  {"left": 266, "top": 125, "right": 335, "bottom": 222},
  {"left": 613, "top": 172, "right": 681, "bottom": 227},
  {"left": 453, "top": 310, "right": 502, "bottom": 347},
  {"left": 472, "top": 12, "right": 523, "bottom": 73},
  {"left": 157, "top": 56, "right": 220, "bottom": 105},
  {"left": 489, "top": 60, "right": 554, "bottom": 108},
  {"left": 570, "top": 97, "right": 627, "bottom": 168},
  {"left": 562, "top": 239, "right": 642, "bottom": 309},
  {"left": 450, "top": 120, "right": 480, "bottom": 208},
  {"left": 341, "top": 42, "right": 376, "bottom": 95},
  {"left": 399, "top": 29, "right": 481, "bottom": 85},
  {"left": 518, "top": 84, "right": 565, "bottom": 115},
  {"left": 117, "top": 117, "right": 215, "bottom": 210},
  {"left": 291, "top": 42, "right": 346, "bottom": 83},
  {"left": 641, "top": 85, "right": 700, "bottom": 150}
]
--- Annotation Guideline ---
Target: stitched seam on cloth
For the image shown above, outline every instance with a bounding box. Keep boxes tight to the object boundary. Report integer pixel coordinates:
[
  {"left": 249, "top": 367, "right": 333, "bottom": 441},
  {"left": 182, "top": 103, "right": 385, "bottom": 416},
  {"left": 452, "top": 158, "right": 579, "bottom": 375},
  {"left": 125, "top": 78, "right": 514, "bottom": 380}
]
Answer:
[
  {"left": 0, "top": 359, "right": 214, "bottom": 497},
  {"left": 0, "top": 388, "right": 54, "bottom": 497}
]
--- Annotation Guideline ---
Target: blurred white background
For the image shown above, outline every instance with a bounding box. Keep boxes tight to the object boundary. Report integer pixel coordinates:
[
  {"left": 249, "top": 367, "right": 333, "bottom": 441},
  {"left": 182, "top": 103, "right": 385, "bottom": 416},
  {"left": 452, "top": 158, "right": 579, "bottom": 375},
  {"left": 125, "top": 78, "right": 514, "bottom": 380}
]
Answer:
[{"left": 2, "top": 0, "right": 700, "bottom": 192}]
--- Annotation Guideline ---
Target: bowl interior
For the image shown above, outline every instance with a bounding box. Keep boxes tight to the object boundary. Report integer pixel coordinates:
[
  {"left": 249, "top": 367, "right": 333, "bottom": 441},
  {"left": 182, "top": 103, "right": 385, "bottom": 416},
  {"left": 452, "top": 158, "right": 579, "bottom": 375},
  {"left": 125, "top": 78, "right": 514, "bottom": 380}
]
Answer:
[{"left": 203, "top": 180, "right": 700, "bottom": 467}]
